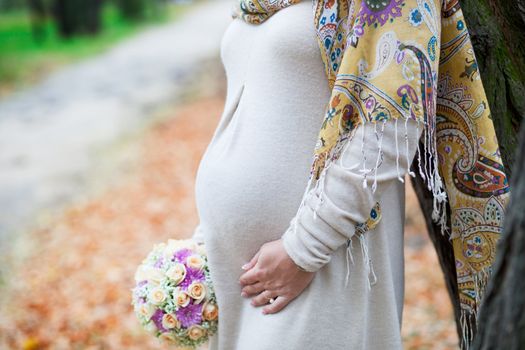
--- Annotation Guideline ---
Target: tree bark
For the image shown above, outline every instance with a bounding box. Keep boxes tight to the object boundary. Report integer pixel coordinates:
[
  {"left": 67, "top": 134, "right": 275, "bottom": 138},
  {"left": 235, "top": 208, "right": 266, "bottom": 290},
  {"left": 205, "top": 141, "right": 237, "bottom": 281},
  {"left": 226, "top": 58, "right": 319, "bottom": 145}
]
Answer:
[
  {"left": 470, "top": 116, "right": 525, "bottom": 350},
  {"left": 461, "top": 0, "right": 525, "bottom": 177},
  {"left": 27, "top": 0, "right": 47, "bottom": 44},
  {"left": 409, "top": 167, "right": 464, "bottom": 341},
  {"left": 51, "top": 0, "right": 103, "bottom": 38},
  {"left": 410, "top": 0, "right": 525, "bottom": 347}
]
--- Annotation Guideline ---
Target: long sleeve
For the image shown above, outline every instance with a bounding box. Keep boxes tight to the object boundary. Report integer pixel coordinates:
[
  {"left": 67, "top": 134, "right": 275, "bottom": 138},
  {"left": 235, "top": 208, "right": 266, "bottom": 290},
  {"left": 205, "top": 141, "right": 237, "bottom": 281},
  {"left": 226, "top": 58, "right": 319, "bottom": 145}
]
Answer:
[{"left": 281, "top": 117, "right": 424, "bottom": 272}]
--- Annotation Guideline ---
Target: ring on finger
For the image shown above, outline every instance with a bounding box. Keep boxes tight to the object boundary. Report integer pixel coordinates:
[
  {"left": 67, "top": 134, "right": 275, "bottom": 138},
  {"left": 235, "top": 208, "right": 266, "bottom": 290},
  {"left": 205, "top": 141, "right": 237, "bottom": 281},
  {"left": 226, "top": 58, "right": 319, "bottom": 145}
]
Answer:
[{"left": 265, "top": 291, "right": 277, "bottom": 304}]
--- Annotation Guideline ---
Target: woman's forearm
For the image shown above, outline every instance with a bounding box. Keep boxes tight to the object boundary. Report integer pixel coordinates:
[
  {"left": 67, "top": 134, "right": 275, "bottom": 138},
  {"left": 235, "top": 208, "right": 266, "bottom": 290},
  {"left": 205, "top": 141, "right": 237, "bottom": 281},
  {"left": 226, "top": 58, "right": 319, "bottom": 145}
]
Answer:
[{"left": 282, "top": 117, "right": 424, "bottom": 272}]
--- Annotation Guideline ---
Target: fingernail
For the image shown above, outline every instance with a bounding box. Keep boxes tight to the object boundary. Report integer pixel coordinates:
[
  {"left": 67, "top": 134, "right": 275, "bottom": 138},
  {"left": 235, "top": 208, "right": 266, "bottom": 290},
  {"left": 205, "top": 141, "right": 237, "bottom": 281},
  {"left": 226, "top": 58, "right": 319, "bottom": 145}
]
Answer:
[
  {"left": 241, "top": 291, "right": 247, "bottom": 297},
  {"left": 262, "top": 309, "right": 267, "bottom": 315},
  {"left": 241, "top": 263, "right": 249, "bottom": 270}
]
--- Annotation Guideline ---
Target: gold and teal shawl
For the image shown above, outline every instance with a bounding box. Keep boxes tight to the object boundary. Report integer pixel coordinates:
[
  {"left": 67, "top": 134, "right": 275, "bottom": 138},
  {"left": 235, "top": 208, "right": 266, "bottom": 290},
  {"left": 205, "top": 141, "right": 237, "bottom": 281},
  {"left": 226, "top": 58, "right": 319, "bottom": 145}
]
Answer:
[{"left": 232, "top": 0, "right": 511, "bottom": 348}]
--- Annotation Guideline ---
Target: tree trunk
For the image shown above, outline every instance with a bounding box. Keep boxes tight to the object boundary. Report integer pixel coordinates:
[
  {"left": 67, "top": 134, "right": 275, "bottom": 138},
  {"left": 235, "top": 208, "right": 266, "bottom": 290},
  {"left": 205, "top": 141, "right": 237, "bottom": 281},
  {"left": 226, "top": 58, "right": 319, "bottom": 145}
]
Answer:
[
  {"left": 410, "top": 0, "right": 525, "bottom": 348},
  {"left": 461, "top": 0, "right": 525, "bottom": 177},
  {"left": 470, "top": 116, "right": 525, "bottom": 350},
  {"left": 51, "top": 0, "right": 103, "bottom": 38},
  {"left": 27, "top": 0, "right": 47, "bottom": 44}
]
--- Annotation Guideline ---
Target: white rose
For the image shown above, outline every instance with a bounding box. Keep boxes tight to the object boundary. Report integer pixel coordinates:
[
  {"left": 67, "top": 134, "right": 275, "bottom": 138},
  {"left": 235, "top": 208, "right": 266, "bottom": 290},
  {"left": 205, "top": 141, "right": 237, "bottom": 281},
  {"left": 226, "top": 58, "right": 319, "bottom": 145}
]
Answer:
[
  {"left": 137, "top": 303, "right": 156, "bottom": 320},
  {"left": 165, "top": 263, "right": 187, "bottom": 284},
  {"left": 164, "top": 239, "right": 192, "bottom": 259},
  {"left": 186, "top": 254, "right": 205, "bottom": 271},
  {"left": 134, "top": 265, "right": 148, "bottom": 282},
  {"left": 148, "top": 287, "right": 167, "bottom": 305},
  {"left": 164, "top": 240, "right": 181, "bottom": 259},
  {"left": 144, "top": 266, "right": 165, "bottom": 285}
]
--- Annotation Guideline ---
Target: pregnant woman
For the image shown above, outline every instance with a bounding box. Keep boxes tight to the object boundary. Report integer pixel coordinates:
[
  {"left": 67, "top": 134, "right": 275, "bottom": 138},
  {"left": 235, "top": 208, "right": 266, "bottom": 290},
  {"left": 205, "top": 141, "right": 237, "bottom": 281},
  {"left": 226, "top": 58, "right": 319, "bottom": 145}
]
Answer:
[{"left": 191, "top": 0, "right": 510, "bottom": 349}]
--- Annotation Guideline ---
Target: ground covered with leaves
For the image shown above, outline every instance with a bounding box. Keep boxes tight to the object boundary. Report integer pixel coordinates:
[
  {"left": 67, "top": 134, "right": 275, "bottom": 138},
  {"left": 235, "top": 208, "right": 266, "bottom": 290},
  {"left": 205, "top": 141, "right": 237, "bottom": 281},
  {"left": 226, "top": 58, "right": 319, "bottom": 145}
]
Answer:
[{"left": 0, "top": 96, "right": 458, "bottom": 349}]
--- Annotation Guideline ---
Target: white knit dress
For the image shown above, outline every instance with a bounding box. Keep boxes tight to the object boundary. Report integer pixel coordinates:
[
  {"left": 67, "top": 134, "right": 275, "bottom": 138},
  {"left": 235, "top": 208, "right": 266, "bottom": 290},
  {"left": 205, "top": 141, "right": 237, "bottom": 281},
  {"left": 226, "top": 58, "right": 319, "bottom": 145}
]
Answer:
[{"left": 192, "top": 1, "right": 422, "bottom": 349}]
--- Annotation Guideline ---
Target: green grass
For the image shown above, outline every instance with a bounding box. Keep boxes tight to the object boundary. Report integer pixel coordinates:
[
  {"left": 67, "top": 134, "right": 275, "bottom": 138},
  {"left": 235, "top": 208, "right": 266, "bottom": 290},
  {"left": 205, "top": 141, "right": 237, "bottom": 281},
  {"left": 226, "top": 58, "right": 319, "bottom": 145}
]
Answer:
[{"left": 0, "top": 2, "right": 193, "bottom": 96}]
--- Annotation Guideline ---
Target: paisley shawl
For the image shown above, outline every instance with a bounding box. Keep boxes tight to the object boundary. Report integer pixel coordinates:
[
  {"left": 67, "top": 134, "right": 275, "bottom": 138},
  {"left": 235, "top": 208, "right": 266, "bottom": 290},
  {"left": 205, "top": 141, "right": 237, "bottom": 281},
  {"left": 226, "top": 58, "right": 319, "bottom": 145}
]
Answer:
[{"left": 232, "top": 0, "right": 511, "bottom": 348}]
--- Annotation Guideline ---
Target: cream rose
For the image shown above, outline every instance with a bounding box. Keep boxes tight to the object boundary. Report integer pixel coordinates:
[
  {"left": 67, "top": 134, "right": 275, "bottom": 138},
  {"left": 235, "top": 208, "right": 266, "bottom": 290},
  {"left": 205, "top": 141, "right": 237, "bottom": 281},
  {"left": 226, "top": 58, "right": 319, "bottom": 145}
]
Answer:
[
  {"left": 165, "top": 263, "right": 187, "bottom": 285},
  {"left": 144, "top": 266, "right": 165, "bottom": 286},
  {"left": 187, "top": 325, "right": 207, "bottom": 340},
  {"left": 186, "top": 254, "right": 205, "bottom": 271},
  {"left": 135, "top": 265, "right": 161, "bottom": 282},
  {"left": 202, "top": 301, "right": 218, "bottom": 321},
  {"left": 164, "top": 239, "right": 184, "bottom": 259},
  {"left": 159, "top": 331, "right": 177, "bottom": 344},
  {"left": 175, "top": 290, "right": 191, "bottom": 307},
  {"left": 137, "top": 303, "right": 156, "bottom": 320},
  {"left": 164, "top": 239, "right": 194, "bottom": 259},
  {"left": 187, "top": 282, "right": 207, "bottom": 303},
  {"left": 148, "top": 287, "right": 167, "bottom": 305},
  {"left": 162, "top": 313, "right": 180, "bottom": 329}
]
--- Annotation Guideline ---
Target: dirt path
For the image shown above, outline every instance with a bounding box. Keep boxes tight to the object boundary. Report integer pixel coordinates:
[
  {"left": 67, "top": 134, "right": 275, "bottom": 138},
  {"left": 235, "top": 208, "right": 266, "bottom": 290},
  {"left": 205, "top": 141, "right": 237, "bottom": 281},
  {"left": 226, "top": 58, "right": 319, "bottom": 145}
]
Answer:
[{"left": 0, "top": 0, "right": 233, "bottom": 248}]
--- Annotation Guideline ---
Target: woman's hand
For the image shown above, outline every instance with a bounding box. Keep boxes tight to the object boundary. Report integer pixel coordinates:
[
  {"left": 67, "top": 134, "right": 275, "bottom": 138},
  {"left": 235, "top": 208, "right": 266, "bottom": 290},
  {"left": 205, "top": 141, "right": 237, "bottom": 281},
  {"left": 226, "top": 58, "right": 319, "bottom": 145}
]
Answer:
[{"left": 238, "top": 238, "right": 316, "bottom": 315}]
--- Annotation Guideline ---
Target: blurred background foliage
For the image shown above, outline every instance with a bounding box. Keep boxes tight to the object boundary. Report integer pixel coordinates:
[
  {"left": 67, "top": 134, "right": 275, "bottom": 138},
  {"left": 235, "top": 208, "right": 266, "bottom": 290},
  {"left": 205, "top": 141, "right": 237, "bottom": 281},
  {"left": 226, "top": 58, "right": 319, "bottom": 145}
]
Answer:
[{"left": 0, "top": 0, "right": 190, "bottom": 95}]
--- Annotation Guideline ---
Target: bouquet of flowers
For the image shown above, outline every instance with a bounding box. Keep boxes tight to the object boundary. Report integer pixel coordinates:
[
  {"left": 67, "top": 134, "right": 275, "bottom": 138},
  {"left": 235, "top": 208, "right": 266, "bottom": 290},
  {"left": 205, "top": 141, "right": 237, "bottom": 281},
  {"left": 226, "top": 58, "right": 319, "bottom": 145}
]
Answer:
[{"left": 131, "top": 238, "right": 218, "bottom": 348}]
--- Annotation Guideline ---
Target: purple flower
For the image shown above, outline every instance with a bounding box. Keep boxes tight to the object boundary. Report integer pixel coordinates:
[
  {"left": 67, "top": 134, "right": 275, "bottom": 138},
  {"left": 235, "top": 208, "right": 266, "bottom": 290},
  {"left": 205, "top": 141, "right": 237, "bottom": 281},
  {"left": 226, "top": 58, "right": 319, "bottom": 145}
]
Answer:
[
  {"left": 178, "top": 266, "right": 205, "bottom": 290},
  {"left": 176, "top": 301, "right": 203, "bottom": 328},
  {"left": 172, "top": 248, "right": 193, "bottom": 263},
  {"left": 151, "top": 308, "right": 169, "bottom": 333}
]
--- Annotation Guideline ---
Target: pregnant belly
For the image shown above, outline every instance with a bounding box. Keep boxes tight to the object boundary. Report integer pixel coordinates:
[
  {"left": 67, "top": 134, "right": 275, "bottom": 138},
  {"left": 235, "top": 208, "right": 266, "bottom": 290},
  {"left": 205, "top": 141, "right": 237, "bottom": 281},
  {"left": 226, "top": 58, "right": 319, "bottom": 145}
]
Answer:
[{"left": 194, "top": 147, "right": 310, "bottom": 247}]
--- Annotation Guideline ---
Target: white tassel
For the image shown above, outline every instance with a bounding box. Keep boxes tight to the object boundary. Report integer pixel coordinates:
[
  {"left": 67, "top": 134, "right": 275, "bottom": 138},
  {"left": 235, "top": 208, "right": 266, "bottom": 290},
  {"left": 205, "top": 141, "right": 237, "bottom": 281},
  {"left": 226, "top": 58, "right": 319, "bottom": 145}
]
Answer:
[
  {"left": 312, "top": 159, "right": 333, "bottom": 220},
  {"left": 338, "top": 127, "right": 360, "bottom": 171},
  {"left": 404, "top": 117, "right": 416, "bottom": 177},
  {"left": 415, "top": 118, "right": 426, "bottom": 181},
  {"left": 344, "top": 238, "right": 355, "bottom": 288},
  {"left": 371, "top": 120, "right": 386, "bottom": 193},
  {"left": 359, "top": 233, "right": 377, "bottom": 290},
  {"left": 394, "top": 118, "right": 404, "bottom": 182},
  {"left": 360, "top": 122, "right": 370, "bottom": 188},
  {"left": 422, "top": 117, "right": 431, "bottom": 187}
]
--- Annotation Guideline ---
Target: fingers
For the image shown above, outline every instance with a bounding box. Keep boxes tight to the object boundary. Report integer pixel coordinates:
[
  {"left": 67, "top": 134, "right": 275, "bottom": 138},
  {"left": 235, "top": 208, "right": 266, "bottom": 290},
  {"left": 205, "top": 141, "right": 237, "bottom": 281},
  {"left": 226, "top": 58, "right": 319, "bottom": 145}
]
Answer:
[
  {"left": 250, "top": 289, "right": 278, "bottom": 307},
  {"left": 239, "top": 265, "right": 264, "bottom": 286},
  {"left": 262, "top": 295, "right": 290, "bottom": 315},
  {"left": 241, "top": 281, "right": 265, "bottom": 297},
  {"left": 241, "top": 249, "right": 261, "bottom": 271}
]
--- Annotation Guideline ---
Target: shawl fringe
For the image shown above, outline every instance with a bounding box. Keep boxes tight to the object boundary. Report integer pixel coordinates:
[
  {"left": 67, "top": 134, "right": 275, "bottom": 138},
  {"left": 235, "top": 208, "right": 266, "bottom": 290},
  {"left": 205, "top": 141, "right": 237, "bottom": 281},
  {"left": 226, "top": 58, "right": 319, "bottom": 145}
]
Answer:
[{"left": 290, "top": 109, "right": 450, "bottom": 290}]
